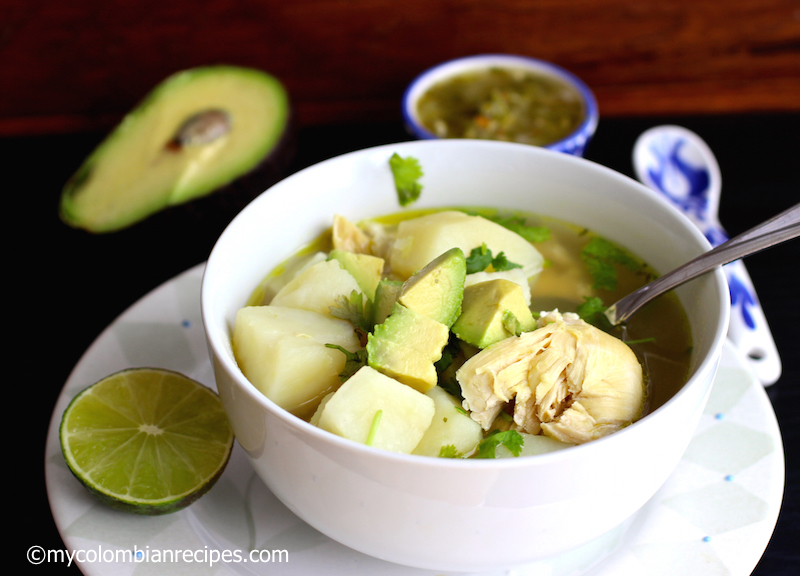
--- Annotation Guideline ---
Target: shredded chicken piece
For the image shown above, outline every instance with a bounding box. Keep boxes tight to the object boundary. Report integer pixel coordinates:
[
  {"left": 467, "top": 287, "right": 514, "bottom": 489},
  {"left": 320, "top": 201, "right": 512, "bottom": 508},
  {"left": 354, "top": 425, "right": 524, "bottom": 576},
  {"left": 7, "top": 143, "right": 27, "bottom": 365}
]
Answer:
[
  {"left": 360, "top": 221, "right": 397, "bottom": 263},
  {"left": 332, "top": 214, "right": 372, "bottom": 254},
  {"left": 456, "top": 310, "right": 644, "bottom": 444}
]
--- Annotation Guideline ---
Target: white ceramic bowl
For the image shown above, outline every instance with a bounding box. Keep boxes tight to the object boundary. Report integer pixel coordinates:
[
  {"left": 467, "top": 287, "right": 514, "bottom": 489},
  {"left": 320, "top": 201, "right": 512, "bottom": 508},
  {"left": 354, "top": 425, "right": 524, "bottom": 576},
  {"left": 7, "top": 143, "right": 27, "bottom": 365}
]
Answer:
[
  {"left": 202, "top": 139, "right": 729, "bottom": 572},
  {"left": 402, "top": 54, "right": 599, "bottom": 156}
]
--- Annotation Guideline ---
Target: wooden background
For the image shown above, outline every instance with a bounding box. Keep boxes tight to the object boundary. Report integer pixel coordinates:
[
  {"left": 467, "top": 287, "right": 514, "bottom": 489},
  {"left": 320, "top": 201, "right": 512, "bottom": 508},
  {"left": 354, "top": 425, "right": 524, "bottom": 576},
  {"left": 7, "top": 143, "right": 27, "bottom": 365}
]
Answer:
[{"left": 2, "top": 0, "right": 799, "bottom": 136}]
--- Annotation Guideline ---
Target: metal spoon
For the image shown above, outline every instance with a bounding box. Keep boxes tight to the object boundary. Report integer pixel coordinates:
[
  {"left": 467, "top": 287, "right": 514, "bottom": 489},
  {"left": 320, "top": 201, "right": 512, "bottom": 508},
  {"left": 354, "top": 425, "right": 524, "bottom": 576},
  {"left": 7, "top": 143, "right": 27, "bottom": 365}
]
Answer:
[
  {"left": 632, "top": 125, "right": 783, "bottom": 385},
  {"left": 605, "top": 202, "right": 800, "bottom": 327}
]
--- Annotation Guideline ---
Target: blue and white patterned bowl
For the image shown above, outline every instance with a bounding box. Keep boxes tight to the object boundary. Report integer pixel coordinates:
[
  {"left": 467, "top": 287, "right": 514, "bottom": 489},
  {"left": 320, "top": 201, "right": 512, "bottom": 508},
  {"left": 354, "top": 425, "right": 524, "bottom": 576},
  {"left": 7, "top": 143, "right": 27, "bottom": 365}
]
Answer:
[{"left": 402, "top": 54, "right": 599, "bottom": 157}]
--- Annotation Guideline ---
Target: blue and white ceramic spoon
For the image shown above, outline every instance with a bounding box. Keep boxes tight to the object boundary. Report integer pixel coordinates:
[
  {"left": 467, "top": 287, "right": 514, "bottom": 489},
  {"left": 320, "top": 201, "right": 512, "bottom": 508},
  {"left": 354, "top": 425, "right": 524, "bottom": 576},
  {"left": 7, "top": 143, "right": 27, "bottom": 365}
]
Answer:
[{"left": 633, "top": 125, "right": 781, "bottom": 385}]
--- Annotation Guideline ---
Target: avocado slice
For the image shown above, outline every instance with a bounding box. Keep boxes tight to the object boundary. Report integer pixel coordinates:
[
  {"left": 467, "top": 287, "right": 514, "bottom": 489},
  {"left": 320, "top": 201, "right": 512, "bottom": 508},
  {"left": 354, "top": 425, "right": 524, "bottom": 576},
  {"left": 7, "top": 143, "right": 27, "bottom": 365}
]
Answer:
[
  {"left": 452, "top": 279, "right": 536, "bottom": 349},
  {"left": 372, "top": 279, "right": 403, "bottom": 325},
  {"left": 59, "top": 65, "right": 291, "bottom": 233},
  {"left": 366, "top": 303, "right": 450, "bottom": 393},
  {"left": 397, "top": 247, "right": 466, "bottom": 327},
  {"left": 328, "top": 249, "right": 385, "bottom": 301}
]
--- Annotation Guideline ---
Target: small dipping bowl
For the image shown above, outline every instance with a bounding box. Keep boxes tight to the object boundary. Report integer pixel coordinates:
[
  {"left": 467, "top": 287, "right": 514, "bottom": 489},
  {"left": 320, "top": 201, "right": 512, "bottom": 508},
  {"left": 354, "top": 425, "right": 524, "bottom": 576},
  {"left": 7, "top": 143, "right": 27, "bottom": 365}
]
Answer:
[
  {"left": 202, "top": 139, "right": 728, "bottom": 572},
  {"left": 402, "top": 54, "right": 599, "bottom": 156}
]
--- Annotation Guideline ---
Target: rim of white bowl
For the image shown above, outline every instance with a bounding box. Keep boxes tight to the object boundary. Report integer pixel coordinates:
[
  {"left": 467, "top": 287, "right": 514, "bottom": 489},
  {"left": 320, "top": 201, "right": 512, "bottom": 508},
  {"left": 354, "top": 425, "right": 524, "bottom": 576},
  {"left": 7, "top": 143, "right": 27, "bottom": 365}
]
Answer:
[
  {"left": 202, "top": 139, "right": 728, "bottom": 469},
  {"left": 401, "top": 54, "right": 600, "bottom": 153}
]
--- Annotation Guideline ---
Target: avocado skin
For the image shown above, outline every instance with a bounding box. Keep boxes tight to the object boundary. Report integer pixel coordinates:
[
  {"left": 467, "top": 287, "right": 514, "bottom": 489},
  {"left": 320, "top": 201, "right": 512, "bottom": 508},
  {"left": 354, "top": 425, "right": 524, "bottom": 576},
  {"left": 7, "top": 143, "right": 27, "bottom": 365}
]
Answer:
[{"left": 372, "top": 279, "right": 403, "bottom": 325}]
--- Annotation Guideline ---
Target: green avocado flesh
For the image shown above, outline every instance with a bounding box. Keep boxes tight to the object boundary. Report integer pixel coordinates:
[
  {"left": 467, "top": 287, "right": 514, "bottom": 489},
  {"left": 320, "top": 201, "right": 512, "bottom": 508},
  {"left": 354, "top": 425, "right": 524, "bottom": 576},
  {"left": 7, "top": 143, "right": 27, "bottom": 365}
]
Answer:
[
  {"left": 59, "top": 66, "right": 290, "bottom": 233},
  {"left": 366, "top": 303, "right": 450, "bottom": 393},
  {"left": 452, "top": 278, "right": 536, "bottom": 348},
  {"left": 328, "top": 249, "right": 384, "bottom": 301},
  {"left": 397, "top": 247, "right": 466, "bottom": 327}
]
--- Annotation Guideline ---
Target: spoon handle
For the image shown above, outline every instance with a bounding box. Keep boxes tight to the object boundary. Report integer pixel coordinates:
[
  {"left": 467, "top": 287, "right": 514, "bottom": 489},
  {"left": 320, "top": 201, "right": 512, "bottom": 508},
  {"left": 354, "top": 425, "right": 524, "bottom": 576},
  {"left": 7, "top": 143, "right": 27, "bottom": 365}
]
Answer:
[{"left": 606, "top": 203, "right": 800, "bottom": 325}]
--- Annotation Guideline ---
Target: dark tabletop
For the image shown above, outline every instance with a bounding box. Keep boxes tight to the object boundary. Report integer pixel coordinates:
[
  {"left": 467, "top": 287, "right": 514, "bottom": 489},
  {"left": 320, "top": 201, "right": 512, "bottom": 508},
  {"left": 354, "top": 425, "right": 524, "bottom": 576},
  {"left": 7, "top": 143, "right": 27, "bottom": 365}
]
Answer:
[{"left": 13, "top": 112, "right": 798, "bottom": 575}]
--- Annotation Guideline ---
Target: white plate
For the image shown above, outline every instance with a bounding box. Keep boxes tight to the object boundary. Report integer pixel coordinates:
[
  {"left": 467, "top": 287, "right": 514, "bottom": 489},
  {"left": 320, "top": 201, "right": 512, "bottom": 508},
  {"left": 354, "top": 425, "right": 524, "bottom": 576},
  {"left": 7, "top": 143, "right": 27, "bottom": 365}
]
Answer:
[{"left": 45, "top": 264, "right": 784, "bottom": 576}]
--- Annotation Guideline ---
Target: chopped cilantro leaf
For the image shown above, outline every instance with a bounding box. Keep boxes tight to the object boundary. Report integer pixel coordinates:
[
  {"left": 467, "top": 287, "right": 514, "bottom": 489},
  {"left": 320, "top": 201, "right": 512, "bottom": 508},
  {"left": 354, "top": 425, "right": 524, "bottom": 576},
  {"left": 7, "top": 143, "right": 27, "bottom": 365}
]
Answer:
[
  {"left": 491, "top": 251, "right": 523, "bottom": 271},
  {"left": 498, "top": 411, "right": 513, "bottom": 422},
  {"left": 466, "top": 243, "right": 523, "bottom": 274},
  {"left": 324, "top": 345, "right": 368, "bottom": 382},
  {"left": 366, "top": 410, "right": 383, "bottom": 446},
  {"left": 489, "top": 215, "right": 551, "bottom": 243},
  {"left": 435, "top": 336, "right": 462, "bottom": 374},
  {"left": 576, "top": 296, "right": 606, "bottom": 323},
  {"left": 474, "top": 430, "right": 525, "bottom": 458},
  {"left": 583, "top": 255, "right": 617, "bottom": 292},
  {"left": 438, "top": 377, "right": 464, "bottom": 402},
  {"left": 329, "top": 290, "right": 372, "bottom": 337},
  {"left": 389, "top": 153, "right": 423, "bottom": 206},
  {"left": 575, "top": 296, "right": 616, "bottom": 332},
  {"left": 439, "top": 444, "right": 463, "bottom": 458},
  {"left": 623, "top": 337, "right": 656, "bottom": 345},
  {"left": 466, "top": 244, "right": 494, "bottom": 274},
  {"left": 581, "top": 237, "right": 643, "bottom": 292}
]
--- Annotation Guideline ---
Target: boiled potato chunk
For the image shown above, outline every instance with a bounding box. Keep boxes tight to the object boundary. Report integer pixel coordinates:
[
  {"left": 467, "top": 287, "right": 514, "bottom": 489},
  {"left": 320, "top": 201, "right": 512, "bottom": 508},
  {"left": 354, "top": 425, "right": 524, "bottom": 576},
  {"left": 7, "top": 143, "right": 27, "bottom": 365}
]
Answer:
[
  {"left": 389, "top": 210, "right": 544, "bottom": 280},
  {"left": 316, "top": 366, "right": 435, "bottom": 454},
  {"left": 269, "top": 259, "right": 361, "bottom": 316},
  {"left": 309, "top": 392, "right": 334, "bottom": 426},
  {"left": 232, "top": 306, "right": 360, "bottom": 418},
  {"left": 412, "top": 386, "right": 483, "bottom": 457},
  {"left": 250, "top": 251, "right": 327, "bottom": 306}
]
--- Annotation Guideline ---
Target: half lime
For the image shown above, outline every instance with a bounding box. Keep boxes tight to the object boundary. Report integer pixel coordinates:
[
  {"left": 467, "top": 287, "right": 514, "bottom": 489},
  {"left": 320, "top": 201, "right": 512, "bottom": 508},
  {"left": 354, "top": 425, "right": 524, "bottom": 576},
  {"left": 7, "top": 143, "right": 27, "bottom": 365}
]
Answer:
[{"left": 60, "top": 367, "right": 234, "bottom": 515}]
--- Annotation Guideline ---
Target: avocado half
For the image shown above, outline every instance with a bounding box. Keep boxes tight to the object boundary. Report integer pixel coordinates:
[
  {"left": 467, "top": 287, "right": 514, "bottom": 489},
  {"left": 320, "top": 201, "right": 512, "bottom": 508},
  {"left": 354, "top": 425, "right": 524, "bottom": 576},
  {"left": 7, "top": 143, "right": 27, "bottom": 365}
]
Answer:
[{"left": 60, "top": 66, "right": 292, "bottom": 233}]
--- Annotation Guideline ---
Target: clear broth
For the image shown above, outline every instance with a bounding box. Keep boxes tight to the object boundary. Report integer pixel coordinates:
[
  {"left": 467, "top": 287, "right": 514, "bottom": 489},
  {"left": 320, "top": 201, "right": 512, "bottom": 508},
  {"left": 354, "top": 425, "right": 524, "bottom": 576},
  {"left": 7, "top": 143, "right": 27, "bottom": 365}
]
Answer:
[{"left": 252, "top": 207, "right": 693, "bottom": 420}]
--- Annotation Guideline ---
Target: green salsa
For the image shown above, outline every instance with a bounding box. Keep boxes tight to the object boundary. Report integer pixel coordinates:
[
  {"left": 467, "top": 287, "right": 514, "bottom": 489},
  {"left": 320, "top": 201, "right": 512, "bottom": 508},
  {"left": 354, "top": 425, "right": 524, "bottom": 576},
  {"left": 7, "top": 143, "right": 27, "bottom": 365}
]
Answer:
[{"left": 416, "top": 67, "right": 585, "bottom": 146}]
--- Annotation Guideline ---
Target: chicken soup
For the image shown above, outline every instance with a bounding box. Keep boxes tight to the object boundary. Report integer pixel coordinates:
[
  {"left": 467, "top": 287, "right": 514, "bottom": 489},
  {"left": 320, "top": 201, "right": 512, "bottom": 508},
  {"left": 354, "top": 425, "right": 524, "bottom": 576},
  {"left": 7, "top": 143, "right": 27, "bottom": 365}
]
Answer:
[{"left": 233, "top": 207, "right": 692, "bottom": 458}]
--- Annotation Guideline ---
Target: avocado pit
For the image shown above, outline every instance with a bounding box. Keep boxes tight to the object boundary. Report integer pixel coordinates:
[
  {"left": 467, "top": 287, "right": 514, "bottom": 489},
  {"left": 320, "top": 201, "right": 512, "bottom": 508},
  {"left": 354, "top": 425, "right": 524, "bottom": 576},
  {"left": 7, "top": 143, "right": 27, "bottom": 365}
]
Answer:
[{"left": 171, "top": 109, "right": 232, "bottom": 149}]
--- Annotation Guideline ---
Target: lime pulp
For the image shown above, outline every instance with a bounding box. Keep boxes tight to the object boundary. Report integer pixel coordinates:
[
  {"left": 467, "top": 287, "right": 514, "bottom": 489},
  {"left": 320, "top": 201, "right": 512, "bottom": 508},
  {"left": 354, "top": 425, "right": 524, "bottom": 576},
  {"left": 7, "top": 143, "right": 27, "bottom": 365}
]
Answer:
[{"left": 59, "top": 367, "right": 234, "bottom": 515}]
